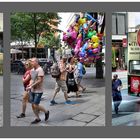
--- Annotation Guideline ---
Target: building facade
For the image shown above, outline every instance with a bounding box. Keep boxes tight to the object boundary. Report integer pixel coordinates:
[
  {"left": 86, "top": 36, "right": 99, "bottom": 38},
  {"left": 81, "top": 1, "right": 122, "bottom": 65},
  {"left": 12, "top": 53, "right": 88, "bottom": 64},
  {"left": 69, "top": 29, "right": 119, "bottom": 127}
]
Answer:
[{"left": 112, "top": 12, "right": 128, "bottom": 71}]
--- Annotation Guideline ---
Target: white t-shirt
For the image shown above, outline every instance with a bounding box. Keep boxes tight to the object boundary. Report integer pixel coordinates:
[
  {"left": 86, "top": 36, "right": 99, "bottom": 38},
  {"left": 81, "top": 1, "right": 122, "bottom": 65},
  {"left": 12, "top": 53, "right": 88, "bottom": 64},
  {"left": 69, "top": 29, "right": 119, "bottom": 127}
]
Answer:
[{"left": 30, "top": 66, "right": 44, "bottom": 93}]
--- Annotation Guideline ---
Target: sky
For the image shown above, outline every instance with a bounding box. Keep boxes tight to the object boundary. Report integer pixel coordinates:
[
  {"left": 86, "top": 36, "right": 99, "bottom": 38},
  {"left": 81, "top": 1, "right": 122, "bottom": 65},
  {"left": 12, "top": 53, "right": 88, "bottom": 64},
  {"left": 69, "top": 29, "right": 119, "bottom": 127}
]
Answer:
[
  {"left": 129, "top": 12, "right": 140, "bottom": 28},
  {"left": 135, "top": 13, "right": 140, "bottom": 26},
  {"left": 58, "top": 12, "right": 74, "bottom": 32},
  {"left": 58, "top": 12, "right": 75, "bottom": 40}
]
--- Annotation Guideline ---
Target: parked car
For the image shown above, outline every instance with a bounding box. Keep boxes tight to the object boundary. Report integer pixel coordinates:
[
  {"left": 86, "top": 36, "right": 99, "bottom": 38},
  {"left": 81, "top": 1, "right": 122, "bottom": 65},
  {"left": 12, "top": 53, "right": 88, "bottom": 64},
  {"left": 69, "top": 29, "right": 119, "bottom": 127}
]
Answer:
[
  {"left": 38, "top": 58, "right": 53, "bottom": 74},
  {"left": 11, "top": 60, "right": 25, "bottom": 74}
]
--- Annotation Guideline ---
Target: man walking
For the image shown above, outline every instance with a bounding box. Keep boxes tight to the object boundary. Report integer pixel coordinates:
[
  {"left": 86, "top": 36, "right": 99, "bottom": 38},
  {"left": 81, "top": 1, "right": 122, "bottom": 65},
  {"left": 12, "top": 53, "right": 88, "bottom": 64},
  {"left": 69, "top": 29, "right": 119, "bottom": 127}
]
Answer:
[
  {"left": 75, "top": 58, "right": 86, "bottom": 92},
  {"left": 26, "top": 58, "right": 49, "bottom": 124},
  {"left": 112, "top": 74, "right": 122, "bottom": 114},
  {"left": 50, "top": 56, "right": 71, "bottom": 105}
]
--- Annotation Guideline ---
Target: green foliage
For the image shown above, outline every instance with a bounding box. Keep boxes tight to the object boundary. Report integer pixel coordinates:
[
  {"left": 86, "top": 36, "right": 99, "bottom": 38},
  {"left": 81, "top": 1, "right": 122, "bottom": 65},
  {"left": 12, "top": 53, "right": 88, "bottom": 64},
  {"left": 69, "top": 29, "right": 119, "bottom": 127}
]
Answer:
[
  {"left": 38, "top": 32, "right": 61, "bottom": 49},
  {"left": 11, "top": 12, "right": 62, "bottom": 47}
]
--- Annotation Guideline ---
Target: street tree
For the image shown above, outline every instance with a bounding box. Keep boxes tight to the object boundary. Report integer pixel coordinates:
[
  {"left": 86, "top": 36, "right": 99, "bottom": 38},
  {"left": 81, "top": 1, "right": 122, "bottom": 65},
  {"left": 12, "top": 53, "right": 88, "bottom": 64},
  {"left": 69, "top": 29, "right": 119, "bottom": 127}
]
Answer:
[
  {"left": 38, "top": 32, "right": 61, "bottom": 61},
  {"left": 11, "top": 12, "right": 61, "bottom": 57}
]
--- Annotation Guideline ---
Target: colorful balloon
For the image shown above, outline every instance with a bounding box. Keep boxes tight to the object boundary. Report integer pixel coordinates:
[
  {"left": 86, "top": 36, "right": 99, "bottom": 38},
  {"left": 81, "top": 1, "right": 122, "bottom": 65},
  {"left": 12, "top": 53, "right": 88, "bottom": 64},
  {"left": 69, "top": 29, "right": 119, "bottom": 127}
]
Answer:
[
  {"left": 87, "top": 49, "right": 93, "bottom": 55},
  {"left": 79, "top": 52, "right": 85, "bottom": 57},
  {"left": 93, "top": 48, "right": 99, "bottom": 54},
  {"left": 88, "top": 43, "right": 93, "bottom": 50},
  {"left": 81, "top": 42, "right": 88, "bottom": 53},
  {"left": 74, "top": 23, "right": 79, "bottom": 32},
  {"left": 75, "top": 14, "right": 80, "bottom": 23},
  {"left": 70, "top": 29, "right": 77, "bottom": 39},
  {"left": 93, "top": 42, "right": 99, "bottom": 48},
  {"left": 87, "top": 30, "right": 97, "bottom": 39},
  {"left": 91, "top": 35, "right": 99, "bottom": 43},
  {"left": 62, "top": 13, "right": 104, "bottom": 64},
  {"left": 85, "top": 13, "right": 97, "bottom": 23},
  {"left": 76, "top": 33, "right": 82, "bottom": 41},
  {"left": 78, "top": 18, "right": 86, "bottom": 25},
  {"left": 74, "top": 38, "right": 82, "bottom": 54},
  {"left": 83, "top": 23, "right": 88, "bottom": 32}
]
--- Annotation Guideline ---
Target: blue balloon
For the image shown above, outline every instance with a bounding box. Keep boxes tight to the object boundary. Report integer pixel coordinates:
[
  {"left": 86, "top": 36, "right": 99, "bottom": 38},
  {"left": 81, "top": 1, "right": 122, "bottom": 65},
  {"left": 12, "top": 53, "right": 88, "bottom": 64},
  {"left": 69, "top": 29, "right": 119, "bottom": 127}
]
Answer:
[
  {"left": 82, "top": 30, "right": 86, "bottom": 41},
  {"left": 85, "top": 13, "right": 97, "bottom": 23},
  {"left": 87, "top": 49, "right": 93, "bottom": 55},
  {"left": 83, "top": 23, "right": 88, "bottom": 29},
  {"left": 81, "top": 42, "right": 88, "bottom": 53},
  {"left": 79, "top": 26, "right": 83, "bottom": 33},
  {"left": 75, "top": 14, "right": 80, "bottom": 23},
  {"left": 79, "top": 52, "right": 85, "bottom": 57}
]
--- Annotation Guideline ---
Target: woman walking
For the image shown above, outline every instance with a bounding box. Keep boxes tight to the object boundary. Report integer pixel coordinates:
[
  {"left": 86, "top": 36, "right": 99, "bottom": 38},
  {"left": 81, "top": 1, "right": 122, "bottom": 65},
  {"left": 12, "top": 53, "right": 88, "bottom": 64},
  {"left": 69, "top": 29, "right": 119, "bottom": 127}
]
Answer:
[
  {"left": 66, "top": 57, "right": 81, "bottom": 97},
  {"left": 17, "top": 59, "right": 32, "bottom": 118}
]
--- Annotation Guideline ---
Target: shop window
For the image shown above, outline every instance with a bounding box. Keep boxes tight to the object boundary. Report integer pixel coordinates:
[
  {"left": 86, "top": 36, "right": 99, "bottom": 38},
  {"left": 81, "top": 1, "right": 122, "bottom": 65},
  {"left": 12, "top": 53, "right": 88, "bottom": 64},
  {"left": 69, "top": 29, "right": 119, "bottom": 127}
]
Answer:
[
  {"left": 112, "top": 13, "right": 126, "bottom": 35},
  {"left": 117, "top": 15, "right": 125, "bottom": 35},
  {"left": 112, "top": 14, "right": 117, "bottom": 35}
]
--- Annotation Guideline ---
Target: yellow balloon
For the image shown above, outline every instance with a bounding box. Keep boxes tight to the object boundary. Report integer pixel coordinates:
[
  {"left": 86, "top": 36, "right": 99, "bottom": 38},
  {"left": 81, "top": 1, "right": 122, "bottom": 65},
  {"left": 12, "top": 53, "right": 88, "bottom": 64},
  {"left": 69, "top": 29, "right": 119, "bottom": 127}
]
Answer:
[
  {"left": 91, "top": 35, "right": 99, "bottom": 43},
  {"left": 74, "top": 25, "right": 79, "bottom": 32},
  {"left": 93, "top": 43, "right": 99, "bottom": 48},
  {"left": 78, "top": 18, "right": 86, "bottom": 25}
]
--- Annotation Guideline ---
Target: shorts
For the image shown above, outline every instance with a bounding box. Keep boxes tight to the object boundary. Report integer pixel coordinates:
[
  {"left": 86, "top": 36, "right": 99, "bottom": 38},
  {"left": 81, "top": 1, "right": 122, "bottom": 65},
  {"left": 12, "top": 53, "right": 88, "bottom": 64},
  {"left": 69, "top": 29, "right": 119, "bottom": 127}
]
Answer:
[
  {"left": 29, "top": 92, "right": 43, "bottom": 105},
  {"left": 55, "top": 80, "right": 67, "bottom": 93},
  {"left": 76, "top": 77, "right": 82, "bottom": 85}
]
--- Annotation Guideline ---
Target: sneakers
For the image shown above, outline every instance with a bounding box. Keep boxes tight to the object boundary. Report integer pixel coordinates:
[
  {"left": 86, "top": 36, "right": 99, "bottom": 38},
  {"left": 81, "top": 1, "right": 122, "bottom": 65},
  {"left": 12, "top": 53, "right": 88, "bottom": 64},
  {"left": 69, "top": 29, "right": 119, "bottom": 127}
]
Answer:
[
  {"left": 50, "top": 100, "right": 58, "bottom": 106},
  {"left": 65, "top": 100, "right": 72, "bottom": 104},
  {"left": 45, "top": 111, "right": 50, "bottom": 121},
  {"left": 17, "top": 113, "right": 25, "bottom": 118},
  {"left": 31, "top": 119, "right": 41, "bottom": 124}
]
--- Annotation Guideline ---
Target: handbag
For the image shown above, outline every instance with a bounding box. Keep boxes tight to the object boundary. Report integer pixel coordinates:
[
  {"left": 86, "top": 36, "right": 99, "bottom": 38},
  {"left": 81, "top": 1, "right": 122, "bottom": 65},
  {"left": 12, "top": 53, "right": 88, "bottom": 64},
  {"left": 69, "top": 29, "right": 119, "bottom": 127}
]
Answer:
[{"left": 67, "top": 78, "right": 75, "bottom": 86}]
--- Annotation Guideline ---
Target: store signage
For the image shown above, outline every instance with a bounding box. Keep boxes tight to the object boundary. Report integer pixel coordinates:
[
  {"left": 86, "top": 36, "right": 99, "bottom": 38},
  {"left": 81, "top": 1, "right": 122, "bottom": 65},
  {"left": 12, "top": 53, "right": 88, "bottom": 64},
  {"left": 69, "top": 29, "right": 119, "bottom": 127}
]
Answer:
[
  {"left": 128, "top": 32, "right": 140, "bottom": 60},
  {"left": 130, "top": 76, "right": 140, "bottom": 94},
  {"left": 122, "top": 38, "right": 127, "bottom": 47}
]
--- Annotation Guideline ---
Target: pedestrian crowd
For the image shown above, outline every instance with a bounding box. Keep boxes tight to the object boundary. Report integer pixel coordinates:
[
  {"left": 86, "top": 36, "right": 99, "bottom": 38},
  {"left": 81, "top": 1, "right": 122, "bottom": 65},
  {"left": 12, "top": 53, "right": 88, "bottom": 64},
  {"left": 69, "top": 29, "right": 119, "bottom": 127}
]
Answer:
[{"left": 17, "top": 56, "right": 86, "bottom": 124}]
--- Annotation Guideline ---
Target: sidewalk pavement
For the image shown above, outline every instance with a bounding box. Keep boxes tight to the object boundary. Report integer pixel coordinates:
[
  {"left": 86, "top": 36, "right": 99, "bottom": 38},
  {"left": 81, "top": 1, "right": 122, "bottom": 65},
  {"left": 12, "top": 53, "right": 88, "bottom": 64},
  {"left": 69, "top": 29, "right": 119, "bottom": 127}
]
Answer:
[
  {"left": 112, "top": 112, "right": 140, "bottom": 126},
  {"left": 11, "top": 67, "right": 105, "bottom": 126},
  {"left": 112, "top": 76, "right": 140, "bottom": 126}
]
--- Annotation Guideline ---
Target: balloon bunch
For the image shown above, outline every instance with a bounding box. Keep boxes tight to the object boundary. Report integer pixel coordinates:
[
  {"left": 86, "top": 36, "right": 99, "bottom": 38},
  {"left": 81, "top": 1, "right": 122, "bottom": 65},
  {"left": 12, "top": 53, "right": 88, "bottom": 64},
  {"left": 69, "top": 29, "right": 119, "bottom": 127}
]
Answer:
[{"left": 63, "top": 13, "right": 104, "bottom": 62}]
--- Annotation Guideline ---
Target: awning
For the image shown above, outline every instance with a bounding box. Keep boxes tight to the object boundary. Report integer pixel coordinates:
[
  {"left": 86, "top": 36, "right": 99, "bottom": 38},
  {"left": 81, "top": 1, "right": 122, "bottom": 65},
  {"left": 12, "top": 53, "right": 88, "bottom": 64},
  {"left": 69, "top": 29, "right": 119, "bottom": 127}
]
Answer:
[{"left": 10, "top": 49, "right": 26, "bottom": 54}]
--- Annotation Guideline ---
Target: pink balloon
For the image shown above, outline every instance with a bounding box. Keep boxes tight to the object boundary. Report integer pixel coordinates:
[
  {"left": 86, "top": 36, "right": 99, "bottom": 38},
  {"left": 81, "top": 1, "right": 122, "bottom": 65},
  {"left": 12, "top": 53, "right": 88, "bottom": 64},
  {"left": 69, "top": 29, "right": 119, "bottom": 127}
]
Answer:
[
  {"left": 71, "top": 29, "right": 78, "bottom": 40},
  {"left": 95, "top": 56, "right": 100, "bottom": 59},
  {"left": 93, "top": 48, "right": 99, "bottom": 54},
  {"left": 74, "top": 38, "right": 82, "bottom": 54}
]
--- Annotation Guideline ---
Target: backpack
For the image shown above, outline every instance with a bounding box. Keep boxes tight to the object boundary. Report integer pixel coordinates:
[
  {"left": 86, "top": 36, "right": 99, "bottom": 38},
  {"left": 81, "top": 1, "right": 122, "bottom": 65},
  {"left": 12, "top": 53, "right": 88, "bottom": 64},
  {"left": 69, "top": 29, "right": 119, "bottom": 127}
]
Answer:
[
  {"left": 82, "top": 66, "right": 86, "bottom": 75},
  {"left": 50, "top": 63, "right": 61, "bottom": 78}
]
